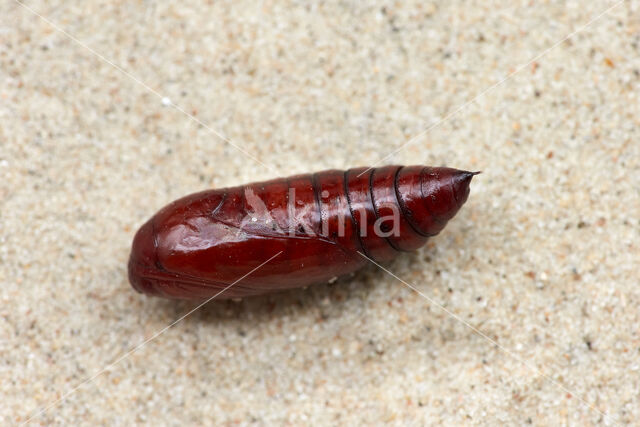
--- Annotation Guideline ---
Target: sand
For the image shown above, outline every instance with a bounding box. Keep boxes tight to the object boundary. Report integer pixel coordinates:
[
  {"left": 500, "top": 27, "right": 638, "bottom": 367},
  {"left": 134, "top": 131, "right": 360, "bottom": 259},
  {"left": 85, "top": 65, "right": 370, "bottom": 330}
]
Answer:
[{"left": 2, "top": 0, "right": 639, "bottom": 425}]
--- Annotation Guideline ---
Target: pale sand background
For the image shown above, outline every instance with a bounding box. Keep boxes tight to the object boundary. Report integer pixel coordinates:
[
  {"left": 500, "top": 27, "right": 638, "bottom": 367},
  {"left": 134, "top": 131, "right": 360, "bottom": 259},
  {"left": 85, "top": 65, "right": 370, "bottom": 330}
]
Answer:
[{"left": 2, "top": 0, "right": 640, "bottom": 425}]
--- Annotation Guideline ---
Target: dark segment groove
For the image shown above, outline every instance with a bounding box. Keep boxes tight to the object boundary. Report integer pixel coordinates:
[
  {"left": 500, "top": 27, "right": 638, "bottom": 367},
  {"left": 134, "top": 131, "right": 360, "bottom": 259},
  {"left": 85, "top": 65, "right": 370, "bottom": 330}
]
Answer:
[
  {"left": 393, "top": 166, "right": 432, "bottom": 237},
  {"left": 369, "top": 167, "right": 401, "bottom": 253},
  {"left": 344, "top": 169, "right": 368, "bottom": 257}
]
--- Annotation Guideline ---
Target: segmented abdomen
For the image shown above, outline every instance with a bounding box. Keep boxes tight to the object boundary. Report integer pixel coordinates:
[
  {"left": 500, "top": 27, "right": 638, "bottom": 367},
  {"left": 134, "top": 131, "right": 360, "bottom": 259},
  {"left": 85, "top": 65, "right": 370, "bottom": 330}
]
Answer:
[
  {"left": 128, "top": 165, "right": 475, "bottom": 299},
  {"left": 310, "top": 165, "right": 460, "bottom": 262}
]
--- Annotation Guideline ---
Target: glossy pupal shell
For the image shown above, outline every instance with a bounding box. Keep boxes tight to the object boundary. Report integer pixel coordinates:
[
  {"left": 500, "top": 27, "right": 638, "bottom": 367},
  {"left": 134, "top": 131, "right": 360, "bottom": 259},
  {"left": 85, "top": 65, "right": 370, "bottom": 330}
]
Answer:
[{"left": 127, "top": 166, "right": 477, "bottom": 299}]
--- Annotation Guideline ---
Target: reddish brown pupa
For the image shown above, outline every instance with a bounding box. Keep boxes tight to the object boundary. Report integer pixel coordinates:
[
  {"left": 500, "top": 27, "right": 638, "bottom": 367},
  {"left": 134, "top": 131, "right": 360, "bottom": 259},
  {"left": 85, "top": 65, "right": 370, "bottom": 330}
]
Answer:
[{"left": 128, "top": 165, "right": 477, "bottom": 299}]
